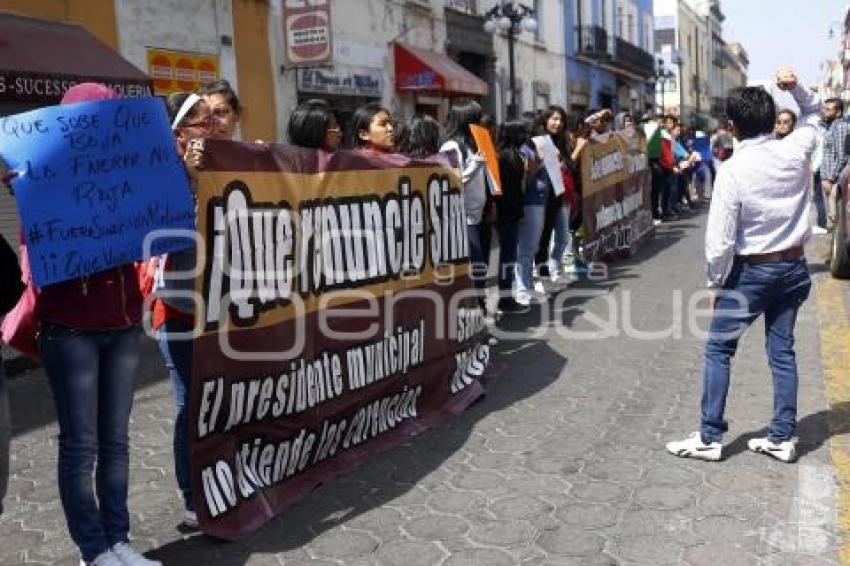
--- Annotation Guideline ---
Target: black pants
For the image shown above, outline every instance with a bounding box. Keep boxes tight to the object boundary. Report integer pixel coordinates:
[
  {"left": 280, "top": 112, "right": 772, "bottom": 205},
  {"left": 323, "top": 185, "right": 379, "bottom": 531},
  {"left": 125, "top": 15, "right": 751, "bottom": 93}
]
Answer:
[{"left": 535, "top": 196, "right": 562, "bottom": 276}]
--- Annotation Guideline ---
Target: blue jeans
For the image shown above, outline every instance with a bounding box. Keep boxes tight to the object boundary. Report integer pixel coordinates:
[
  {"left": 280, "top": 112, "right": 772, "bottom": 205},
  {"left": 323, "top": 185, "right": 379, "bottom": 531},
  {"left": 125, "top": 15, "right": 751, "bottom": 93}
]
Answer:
[
  {"left": 814, "top": 171, "right": 828, "bottom": 229},
  {"left": 157, "top": 319, "right": 194, "bottom": 512},
  {"left": 0, "top": 363, "right": 8, "bottom": 516},
  {"left": 548, "top": 203, "right": 571, "bottom": 275},
  {"left": 496, "top": 216, "right": 519, "bottom": 295},
  {"left": 700, "top": 259, "right": 811, "bottom": 443},
  {"left": 515, "top": 204, "right": 546, "bottom": 292},
  {"left": 40, "top": 323, "right": 142, "bottom": 562}
]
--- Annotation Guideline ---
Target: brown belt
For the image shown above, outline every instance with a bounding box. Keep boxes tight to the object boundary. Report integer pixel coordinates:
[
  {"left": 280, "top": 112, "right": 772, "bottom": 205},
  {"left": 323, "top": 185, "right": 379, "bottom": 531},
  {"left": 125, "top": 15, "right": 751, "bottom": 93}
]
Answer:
[{"left": 739, "top": 245, "right": 804, "bottom": 264}]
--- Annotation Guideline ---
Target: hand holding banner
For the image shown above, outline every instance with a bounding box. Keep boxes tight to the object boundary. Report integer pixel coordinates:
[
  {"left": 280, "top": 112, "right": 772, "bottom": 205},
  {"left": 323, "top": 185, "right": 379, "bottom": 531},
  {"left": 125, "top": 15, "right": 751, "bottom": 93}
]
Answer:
[
  {"left": 469, "top": 124, "right": 502, "bottom": 195},
  {"left": 531, "top": 135, "right": 566, "bottom": 196},
  {"left": 0, "top": 97, "right": 196, "bottom": 286}
]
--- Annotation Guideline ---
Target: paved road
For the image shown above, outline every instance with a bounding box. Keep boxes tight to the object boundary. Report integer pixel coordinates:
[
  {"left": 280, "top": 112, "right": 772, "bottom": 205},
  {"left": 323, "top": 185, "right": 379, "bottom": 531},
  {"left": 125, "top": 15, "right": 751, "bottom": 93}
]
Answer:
[{"left": 1, "top": 209, "right": 848, "bottom": 565}]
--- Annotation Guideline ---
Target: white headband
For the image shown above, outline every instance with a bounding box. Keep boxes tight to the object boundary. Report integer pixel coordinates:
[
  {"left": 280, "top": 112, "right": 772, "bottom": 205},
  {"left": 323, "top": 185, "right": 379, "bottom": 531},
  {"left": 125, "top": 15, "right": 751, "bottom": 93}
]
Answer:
[{"left": 171, "top": 93, "right": 202, "bottom": 130}]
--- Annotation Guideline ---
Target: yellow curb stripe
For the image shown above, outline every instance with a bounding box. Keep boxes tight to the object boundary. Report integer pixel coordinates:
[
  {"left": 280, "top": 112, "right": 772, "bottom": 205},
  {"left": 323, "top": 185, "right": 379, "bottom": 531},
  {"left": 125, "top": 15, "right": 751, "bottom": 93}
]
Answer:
[{"left": 816, "top": 277, "right": 850, "bottom": 564}]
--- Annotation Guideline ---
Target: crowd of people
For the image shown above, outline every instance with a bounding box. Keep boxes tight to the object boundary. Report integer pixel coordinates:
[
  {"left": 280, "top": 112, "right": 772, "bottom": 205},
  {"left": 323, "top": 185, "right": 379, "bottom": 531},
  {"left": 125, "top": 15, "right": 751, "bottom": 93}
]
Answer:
[{"left": 1, "top": 71, "right": 830, "bottom": 565}]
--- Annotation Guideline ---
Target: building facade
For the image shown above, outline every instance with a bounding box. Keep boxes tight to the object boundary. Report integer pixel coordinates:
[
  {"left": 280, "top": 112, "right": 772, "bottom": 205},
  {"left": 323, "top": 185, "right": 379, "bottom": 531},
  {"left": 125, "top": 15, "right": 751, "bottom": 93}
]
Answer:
[
  {"left": 653, "top": 0, "right": 711, "bottom": 126},
  {"left": 565, "top": 0, "right": 656, "bottom": 117},
  {"left": 723, "top": 41, "right": 748, "bottom": 93}
]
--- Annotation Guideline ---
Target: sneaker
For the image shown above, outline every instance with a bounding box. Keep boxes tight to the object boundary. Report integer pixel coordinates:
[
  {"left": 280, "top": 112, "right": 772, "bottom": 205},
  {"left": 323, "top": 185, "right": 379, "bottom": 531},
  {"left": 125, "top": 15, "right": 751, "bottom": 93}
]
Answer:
[
  {"left": 653, "top": 218, "right": 662, "bottom": 226},
  {"left": 111, "top": 543, "right": 162, "bottom": 566},
  {"left": 812, "top": 226, "right": 828, "bottom": 235},
  {"left": 747, "top": 437, "right": 797, "bottom": 463},
  {"left": 515, "top": 291, "right": 531, "bottom": 306},
  {"left": 182, "top": 509, "right": 199, "bottom": 529},
  {"left": 80, "top": 551, "right": 123, "bottom": 566},
  {"left": 533, "top": 280, "right": 546, "bottom": 294},
  {"left": 665, "top": 432, "right": 722, "bottom": 461}
]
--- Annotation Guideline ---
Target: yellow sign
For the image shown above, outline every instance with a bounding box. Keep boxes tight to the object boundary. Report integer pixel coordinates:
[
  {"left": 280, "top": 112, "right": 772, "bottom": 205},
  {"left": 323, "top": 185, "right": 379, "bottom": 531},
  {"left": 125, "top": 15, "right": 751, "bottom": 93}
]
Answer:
[{"left": 146, "top": 48, "right": 220, "bottom": 95}]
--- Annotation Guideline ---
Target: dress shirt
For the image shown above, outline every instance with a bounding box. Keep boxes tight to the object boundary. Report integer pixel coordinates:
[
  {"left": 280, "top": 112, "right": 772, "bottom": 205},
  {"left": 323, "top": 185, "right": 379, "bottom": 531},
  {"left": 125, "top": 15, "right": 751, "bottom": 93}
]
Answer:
[
  {"left": 821, "top": 117, "right": 850, "bottom": 182},
  {"left": 705, "top": 85, "right": 821, "bottom": 288}
]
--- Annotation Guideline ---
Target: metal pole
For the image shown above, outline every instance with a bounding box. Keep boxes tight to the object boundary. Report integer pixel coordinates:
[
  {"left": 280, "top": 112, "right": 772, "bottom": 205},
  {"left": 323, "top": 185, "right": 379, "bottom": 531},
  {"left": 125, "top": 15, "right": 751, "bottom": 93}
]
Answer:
[
  {"left": 507, "top": 23, "right": 517, "bottom": 119},
  {"left": 660, "top": 77, "right": 665, "bottom": 116}
]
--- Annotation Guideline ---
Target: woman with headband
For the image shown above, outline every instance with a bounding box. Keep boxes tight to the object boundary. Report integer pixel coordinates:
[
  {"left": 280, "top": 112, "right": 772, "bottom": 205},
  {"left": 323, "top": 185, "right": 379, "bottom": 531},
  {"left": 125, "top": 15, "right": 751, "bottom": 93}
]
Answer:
[{"left": 149, "top": 92, "right": 211, "bottom": 530}]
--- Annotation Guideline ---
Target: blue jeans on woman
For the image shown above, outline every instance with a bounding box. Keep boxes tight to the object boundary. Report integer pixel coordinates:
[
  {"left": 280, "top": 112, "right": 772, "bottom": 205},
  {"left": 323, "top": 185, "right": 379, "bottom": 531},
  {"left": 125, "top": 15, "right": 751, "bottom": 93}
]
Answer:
[
  {"left": 157, "top": 318, "right": 194, "bottom": 512},
  {"left": 700, "top": 259, "right": 811, "bottom": 444},
  {"left": 467, "top": 223, "right": 492, "bottom": 308},
  {"left": 547, "top": 203, "right": 571, "bottom": 276},
  {"left": 40, "top": 323, "right": 142, "bottom": 562},
  {"left": 515, "top": 204, "right": 546, "bottom": 293}
]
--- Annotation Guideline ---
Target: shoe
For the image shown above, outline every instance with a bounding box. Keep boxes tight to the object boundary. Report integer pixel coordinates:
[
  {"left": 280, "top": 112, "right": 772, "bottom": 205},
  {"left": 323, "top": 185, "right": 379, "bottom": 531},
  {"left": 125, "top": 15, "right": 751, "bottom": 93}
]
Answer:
[
  {"left": 747, "top": 437, "right": 797, "bottom": 463},
  {"left": 812, "top": 226, "right": 828, "bottom": 235},
  {"left": 80, "top": 551, "right": 123, "bottom": 566},
  {"left": 498, "top": 298, "right": 530, "bottom": 314},
  {"left": 653, "top": 219, "right": 662, "bottom": 226},
  {"left": 665, "top": 432, "right": 722, "bottom": 461},
  {"left": 515, "top": 291, "right": 531, "bottom": 306},
  {"left": 533, "top": 280, "right": 546, "bottom": 294},
  {"left": 111, "top": 543, "right": 162, "bottom": 566},
  {"left": 182, "top": 509, "right": 199, "bottom": 529}
]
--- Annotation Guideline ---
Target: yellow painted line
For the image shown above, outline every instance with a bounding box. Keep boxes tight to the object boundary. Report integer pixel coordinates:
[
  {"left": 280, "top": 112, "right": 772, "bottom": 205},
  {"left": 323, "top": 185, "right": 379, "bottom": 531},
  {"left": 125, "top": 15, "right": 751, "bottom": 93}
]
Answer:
[{"left": 816, "top": 277, "right": 850, "bottom": 563}]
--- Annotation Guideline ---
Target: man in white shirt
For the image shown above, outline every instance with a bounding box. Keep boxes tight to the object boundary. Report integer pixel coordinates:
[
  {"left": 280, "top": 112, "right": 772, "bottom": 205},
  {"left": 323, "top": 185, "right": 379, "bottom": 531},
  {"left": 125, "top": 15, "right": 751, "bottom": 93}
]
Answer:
[{"left": 666, "top": 69, "right": 817, "bottom": 463}]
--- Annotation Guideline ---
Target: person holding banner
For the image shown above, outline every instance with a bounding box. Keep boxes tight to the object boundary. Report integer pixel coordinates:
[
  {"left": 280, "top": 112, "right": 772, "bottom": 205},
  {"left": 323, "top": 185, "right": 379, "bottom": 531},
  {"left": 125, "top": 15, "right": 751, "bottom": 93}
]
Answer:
[
  {"left": 287, "top": 99, "right": 343, "bottom": 152},
  {"left": 441, "top": 101, "right": 491, "bottom": 311},
  {"left": 395, "top": 113, "right": 442, "bottom": 158},
  {"left": 151, "top": 91, "right": 213, "bottom": 531},
  {"left": 199, "top": 79, "right": 244, "bottom": 141},
  {"left": 351, "top": 103, "right": 395, "bottom": 153},
  {"left": 23, "top": 83, "right": 159, "bottom": 566}
]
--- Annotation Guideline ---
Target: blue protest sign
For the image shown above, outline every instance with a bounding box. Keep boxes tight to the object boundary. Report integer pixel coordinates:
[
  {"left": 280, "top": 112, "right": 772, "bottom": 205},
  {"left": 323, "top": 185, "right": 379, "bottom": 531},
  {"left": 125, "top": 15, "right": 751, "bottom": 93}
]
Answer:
[{"left": 0, "top": 97, "right": 195, "bottom": 286}]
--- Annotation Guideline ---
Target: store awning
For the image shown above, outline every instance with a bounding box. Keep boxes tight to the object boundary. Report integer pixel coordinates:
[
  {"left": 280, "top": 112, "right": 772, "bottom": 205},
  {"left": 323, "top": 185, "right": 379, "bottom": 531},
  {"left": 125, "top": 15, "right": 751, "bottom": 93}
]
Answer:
[
  {"left": 0, "top": 12, "right": 152, "bottom": 105},
  {"left": 393, "top": 42, "right": 488, "bottom": 97}
]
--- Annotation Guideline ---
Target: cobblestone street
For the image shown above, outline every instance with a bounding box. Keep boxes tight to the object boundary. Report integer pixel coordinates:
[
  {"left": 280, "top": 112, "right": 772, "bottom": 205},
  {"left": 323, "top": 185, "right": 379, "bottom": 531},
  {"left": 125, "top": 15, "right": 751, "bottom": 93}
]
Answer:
[{"left": 2, "top": 211, "right": 847, "bottom": 565}]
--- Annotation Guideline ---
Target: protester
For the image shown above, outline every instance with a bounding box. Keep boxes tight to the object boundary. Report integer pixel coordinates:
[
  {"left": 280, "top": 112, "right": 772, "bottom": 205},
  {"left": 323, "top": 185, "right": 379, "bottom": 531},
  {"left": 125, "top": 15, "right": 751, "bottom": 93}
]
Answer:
[
  {"left": 495, "top": 120, "right": 532, "bottom": 313},
  {"left": 395, "top": 113, "right": 441, "bottom": 158},
  {"left": 287, "top": 98, "right": 342, "bottom": 152},
  {"left": 0, "top": 232, "right": 24, "bottom": 517},
  {"left": 152, "top": 91, "right": 212, "bottom": 531},
  {"left": 774, "top": 109, "right": 797, "bottom": 139},
  {"left": 666, "top": 69, "right": 817, "bottom": 464},
  {"left": 533, "top": 106, "right": 572, "bottom": 285},
  {"left": 33, "top": 83, "right": 159, "bottom": 566},
  {"left": 199, "top": 78, "right": 243, "bottom": 140},
  {"left": 440, "top": 101, "right": 490, "bottom": 310},
  {"left": 585, "top": 108, "right": 613, "bottom": 143},
  {"left": 351, "top": 103, "right": 394, "bottom": 153},
  {"left": 819, "top": 97, "right": 848, "bottom": 233},
  {"left": 710, "top": 124, "right": 735, "bottom": 162}
]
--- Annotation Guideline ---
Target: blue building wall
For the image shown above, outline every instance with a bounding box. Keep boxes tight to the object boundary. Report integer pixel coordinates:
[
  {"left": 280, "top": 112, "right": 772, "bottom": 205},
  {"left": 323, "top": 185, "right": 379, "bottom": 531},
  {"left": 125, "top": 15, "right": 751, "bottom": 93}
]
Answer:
[{"left": 564, "top": 0, "right": 655, "bottom": 115}]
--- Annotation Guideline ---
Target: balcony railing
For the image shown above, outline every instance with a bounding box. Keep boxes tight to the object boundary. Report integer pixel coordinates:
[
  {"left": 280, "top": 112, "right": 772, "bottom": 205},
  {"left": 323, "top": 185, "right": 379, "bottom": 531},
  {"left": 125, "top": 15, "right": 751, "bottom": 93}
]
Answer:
[
  {"left": 576, "top": 26, "right": 609, "bottom": 58},
  {"left": 611, "top": 36, "right": 654, "bottom": 77}
]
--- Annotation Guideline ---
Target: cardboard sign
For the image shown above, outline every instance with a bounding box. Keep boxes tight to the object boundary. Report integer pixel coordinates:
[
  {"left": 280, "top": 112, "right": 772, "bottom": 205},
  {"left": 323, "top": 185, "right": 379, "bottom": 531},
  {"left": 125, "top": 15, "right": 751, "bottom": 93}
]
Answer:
[
  {"left": 469, "top": 124, "right": 502, "bottom": 195},
  {"left": 0, "top": 97, "right": 196, "bottom": 286},
  {"left": 531, "top": 135, "right": 566, "bottom": 196}
]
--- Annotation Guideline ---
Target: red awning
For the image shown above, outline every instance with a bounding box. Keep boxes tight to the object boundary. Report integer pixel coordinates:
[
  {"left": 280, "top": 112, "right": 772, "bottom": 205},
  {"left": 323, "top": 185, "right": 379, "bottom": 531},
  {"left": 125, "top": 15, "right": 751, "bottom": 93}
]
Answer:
[
  {"left": 0, "top": 12, "right": 152, "bottom": 105},
  {"left": 394, "top": 42, "right": 488, "bottom": 97}
]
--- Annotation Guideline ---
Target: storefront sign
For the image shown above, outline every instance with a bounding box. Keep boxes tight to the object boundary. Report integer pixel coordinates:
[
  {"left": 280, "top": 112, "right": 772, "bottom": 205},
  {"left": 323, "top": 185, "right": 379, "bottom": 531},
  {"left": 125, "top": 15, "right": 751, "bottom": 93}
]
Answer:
[
  {"left": 284, "top": 0, "right": 332, "bottom": 67},
  {"left": 146, "top": 48, "right": 220, "bottom": 95},
  {"left": 190, "top": 143, "right": 489, "bottom": 539},
  {"left": 0, "top": 70, "right": 151, "bottom": 104},
  {"left": 296, "top": 66, "right": 382, "bottom": 97}
]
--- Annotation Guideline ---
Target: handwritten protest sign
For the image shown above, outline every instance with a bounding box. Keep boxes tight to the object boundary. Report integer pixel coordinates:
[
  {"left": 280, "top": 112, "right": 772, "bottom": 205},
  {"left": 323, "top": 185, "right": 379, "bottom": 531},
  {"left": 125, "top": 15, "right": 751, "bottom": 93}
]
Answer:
[
  {"left": 531, "top": 135, "right": 566, "bottom": 196},
  {"left": 469, "top": 124, "right": 502, "bottom": 195},
  {"left": 0, "top": 97, "right": 195, "bottom": 286}
]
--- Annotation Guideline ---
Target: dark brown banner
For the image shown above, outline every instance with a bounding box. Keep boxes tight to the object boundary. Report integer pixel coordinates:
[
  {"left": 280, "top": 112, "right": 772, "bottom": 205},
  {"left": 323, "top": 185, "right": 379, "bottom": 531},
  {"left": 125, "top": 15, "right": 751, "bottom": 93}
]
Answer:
[
  {"left": 581, "top": 133, "right": 654, "bottom": 260},
  {"left": 190, "top": 141, "right": 488, "bottom": 539}
]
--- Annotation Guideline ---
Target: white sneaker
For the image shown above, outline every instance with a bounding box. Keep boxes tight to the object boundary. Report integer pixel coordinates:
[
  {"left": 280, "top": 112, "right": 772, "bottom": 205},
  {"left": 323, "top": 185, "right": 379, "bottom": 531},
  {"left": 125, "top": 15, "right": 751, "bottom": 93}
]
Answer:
[
  {"left": 533, "top": 280, "right": 546, "bottom": 294},
  {"left": 182, "top": 509, "right": 199, "bottom": 528},
  {"left": 812, "top": 226, "right": 828, "bottom": 235},
  {"left": 516, "top": 290, "right": 531, "bottom": 306},
  {"left": 111, "top": 543, "right": 162, "bottom": 566},
  {"left": 666, "top": 432, "right": 722, "bottom": 461},
  {"left": 747, "top": 437, "right": 797, "bottom": 463},
  {"left": 80, "top": 551, "right": 123, "bottom": 566}
]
